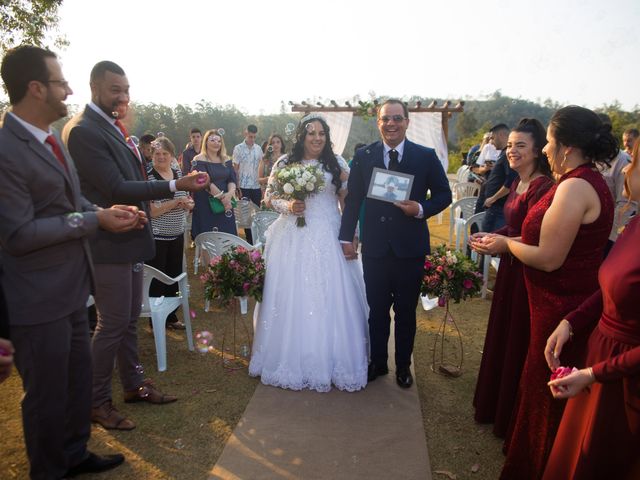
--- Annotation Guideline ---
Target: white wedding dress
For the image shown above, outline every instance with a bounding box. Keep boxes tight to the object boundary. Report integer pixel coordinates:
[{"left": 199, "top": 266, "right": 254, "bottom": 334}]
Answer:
[{"left": 249, "top": 157, "right": 369, "bottom": 392}]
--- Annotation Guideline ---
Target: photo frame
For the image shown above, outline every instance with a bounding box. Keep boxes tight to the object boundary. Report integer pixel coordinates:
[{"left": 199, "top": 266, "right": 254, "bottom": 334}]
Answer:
[{"left": 366, "top": 167, "right": 414, "bottom": 203}]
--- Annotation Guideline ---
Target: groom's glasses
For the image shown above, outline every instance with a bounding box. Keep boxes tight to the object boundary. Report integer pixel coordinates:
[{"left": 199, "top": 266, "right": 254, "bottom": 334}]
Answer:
[{"left": 379, "top": 115, "right": 407, "bottom": 124}]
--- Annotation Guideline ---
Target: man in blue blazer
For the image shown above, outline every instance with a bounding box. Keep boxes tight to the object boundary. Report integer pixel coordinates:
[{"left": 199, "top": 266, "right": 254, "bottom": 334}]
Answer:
[{"left": 339, "top": 99, "right": 451, "bottom": 388}]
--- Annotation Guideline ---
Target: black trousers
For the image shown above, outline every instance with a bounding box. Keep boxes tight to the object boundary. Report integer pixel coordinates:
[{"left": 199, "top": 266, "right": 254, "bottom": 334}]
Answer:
[
  {"left": 147, "top": 236, "right": 185, "bottom": 298},
  {"left": 239, "top": 188, "right": 262, "bottom": 244},
  {"left": 362, "top": 252, "right": 424, "bottom": 369},
  {"left": 12, "top": 307, "right": 92, "bottom": 480}
]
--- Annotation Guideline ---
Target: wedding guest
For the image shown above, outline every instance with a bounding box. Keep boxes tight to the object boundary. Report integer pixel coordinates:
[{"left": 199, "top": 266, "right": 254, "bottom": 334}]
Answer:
[
  {"left": 191, "top": 129, "right": 238, "bottom": 237},
  {"left": 622, "top": 127, "right": 639, "bottom": 156},
  {"left": 138, "top": 133, "right": 156, "bottom": 164},
  {"left": 471, "top": 118, "right": 554, "bottom": 438},
  {"left": 258, "top": 134, "right": 285, "bottom": 198},
  {"left": 475, "top": 106, "right": 616, "bottom": 479},
  {"left": 65, "top": 60, "right": 208, "bottom": 431},
  {"left": 541, "top": 139, "right": 640, "bottom": 480},
  {"left": 147, "top": 137, "right": 193, "bottom": 329},
  {"left": 232, "top": 124, "right": 263, "bottom": 243},
  {"left": 180, "top": 127, "right": 202, "bottom": 175},
  {"left": 249, "top": 114, "right": 369, "bottom": 392},
  {"left": 340, "top": 99, "right": 452, "bottom": 389}
]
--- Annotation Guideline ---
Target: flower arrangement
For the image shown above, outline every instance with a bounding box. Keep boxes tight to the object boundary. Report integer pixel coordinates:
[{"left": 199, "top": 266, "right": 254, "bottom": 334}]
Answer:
[
  {"left": 421, "top": 245, "right": 483, "bottom": 304},
  {"left": 270, "top": 162, "right": 325, "bottom": 227},
  {"left": 200, "top": 246, "right": 265, "bottom": 307}
]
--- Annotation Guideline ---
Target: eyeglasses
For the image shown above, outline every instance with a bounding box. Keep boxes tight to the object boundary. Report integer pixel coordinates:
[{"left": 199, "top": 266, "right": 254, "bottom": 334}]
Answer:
[
  {"left": 379, "top": 115, "right": 406, "bottom": 124},
  {"left": 207, "top": 136, "right": 221, "bottom": 142},
  {"left": 45, "top": 79, "right": 70, "bottom": 89}
]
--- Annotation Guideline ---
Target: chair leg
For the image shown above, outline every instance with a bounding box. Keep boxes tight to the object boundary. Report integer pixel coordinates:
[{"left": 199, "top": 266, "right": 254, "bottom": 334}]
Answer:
[
  {"left": 194, "top": 245, "right": 200, "bottom": 274},
  {"left": 181, "top": 292, "right": 194, "bottom": 351},
  {"left": 151, "top": 313, "right": 168, "bottom": 372},
  {"left": 482, "top": 254, "right": 490, "bottom": 299}
]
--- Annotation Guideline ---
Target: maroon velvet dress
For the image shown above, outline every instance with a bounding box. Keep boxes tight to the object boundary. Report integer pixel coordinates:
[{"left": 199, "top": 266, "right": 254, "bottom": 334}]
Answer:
[
  {"left": 500, "top": 165, "right": 614, "bottom": 480},
  {"left": 542, "top": 215, "right": 640, "bottom": 480},
  {"left": 473, "top": 176, "right": 553, "bottom": 437}
]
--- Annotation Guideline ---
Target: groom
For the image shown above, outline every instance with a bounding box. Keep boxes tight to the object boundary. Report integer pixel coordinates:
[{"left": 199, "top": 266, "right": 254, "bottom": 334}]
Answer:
[{"left": 339, "top": 99, "right": 451, "bottom": 388}]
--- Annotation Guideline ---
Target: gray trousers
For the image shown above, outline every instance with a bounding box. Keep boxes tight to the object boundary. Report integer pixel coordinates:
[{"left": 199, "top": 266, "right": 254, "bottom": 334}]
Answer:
[
  {"left": 12, "top": 307, "right": 92, "bottom": 480},
  {"left": 91, "top": 263, "right": 144, "bottom": 407}
]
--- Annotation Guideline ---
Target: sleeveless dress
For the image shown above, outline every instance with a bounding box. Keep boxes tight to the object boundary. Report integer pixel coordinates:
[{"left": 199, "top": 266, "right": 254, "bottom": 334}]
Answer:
[
  {"left": 249, "top": 158, "right": 369, "bottom": 392},
  {"left": 473, "top": 176, "right": 553, "bottom": 437},
  {"left": 500, "top": 165, "right": 614, "bottom": 479},
  {"left": 543, "top": 215, "right": 640, "bottom": 480}
]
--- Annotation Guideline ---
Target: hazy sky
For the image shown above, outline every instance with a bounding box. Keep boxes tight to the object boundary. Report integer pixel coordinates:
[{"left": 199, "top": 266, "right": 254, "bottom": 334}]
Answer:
[{"left": 52, "top": 0, "right": 639, "bottom": 115}]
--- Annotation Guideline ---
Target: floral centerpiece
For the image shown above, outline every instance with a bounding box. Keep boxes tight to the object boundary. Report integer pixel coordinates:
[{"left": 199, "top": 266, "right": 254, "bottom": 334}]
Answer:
[
  {"left": 269, "top": 162, "right": 325, "bottom": 227},
  {"left": 200, "top": 246, "right": 265, "bottom": 307},
  {"left": 421, "top": 245, "right": 483, "bottom": 304}
]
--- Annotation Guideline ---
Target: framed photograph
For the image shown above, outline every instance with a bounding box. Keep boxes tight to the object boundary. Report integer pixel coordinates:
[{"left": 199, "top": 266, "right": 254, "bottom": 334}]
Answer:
[{"left": 366, "top": 167, "right": 414, "bottom": 203}]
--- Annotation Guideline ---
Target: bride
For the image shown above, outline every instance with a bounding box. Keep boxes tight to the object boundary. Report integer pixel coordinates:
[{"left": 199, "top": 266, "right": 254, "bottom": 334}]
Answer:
[{"left": 248, "top": 114, "right": 369, "bottom": 392}]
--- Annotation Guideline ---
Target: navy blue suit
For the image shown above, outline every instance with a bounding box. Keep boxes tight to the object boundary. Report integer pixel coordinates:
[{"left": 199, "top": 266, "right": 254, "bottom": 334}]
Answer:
[{"left": 339, "top": 139, "right": 451, "bottom": 369}]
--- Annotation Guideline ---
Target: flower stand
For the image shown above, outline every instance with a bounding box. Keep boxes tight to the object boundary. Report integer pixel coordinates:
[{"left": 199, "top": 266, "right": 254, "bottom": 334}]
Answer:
[
  {"left": 431, "top": 298, "right": 464, "bottom": 377},
  {"left": 220, "top": 296, "right": 253, "bottom": 371}
]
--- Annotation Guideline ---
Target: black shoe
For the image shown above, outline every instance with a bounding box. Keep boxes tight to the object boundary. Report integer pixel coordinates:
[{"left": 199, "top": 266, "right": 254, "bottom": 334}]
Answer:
[
  {"left": 396, "top": 367, "right": 413, "bottom": 389},
  {"left": 65, "top": 452, "right": 125, "bottom": 477},
  {"left": 367, "top": 363, "right": 389, "bottom": 382}
]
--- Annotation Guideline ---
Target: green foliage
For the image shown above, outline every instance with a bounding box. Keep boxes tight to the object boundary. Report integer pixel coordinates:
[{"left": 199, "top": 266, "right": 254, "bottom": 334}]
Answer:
[
  {"left": 421, "top": 245, "right": 483, "bottom": 303},
  {"left": 0, "top": 0, "right": 67, "bottom": 53}
]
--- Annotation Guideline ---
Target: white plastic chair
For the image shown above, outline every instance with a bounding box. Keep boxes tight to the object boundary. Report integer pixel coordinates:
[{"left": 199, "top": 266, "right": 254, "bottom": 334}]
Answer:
[
  {"left": 233, "top": 198, "right": 258, "bottom": 230},
  {"left": 448, "top": 197, "right": 477, "bottom": 250},
  {"left": 251, "top": 210, "right": 280, "bottom": 248},
  {"left": 453, "top": 182, "right": 480, "bottom": 201},
  {"left": 456, "top": 165, "right": 471, "bottom": 183},
  {"left": 140, "top": 265, "right": 194, "bottom": 372}
]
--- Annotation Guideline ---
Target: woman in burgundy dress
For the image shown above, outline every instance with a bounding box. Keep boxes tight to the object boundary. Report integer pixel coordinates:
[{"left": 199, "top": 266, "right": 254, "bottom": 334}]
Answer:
[
  {"left": 541, "top": 141, "right": 640, "bottom": 480},
  {"left": 471, "top": 118, "right": 554, "bottom": 437},
  {"left": 474, "top": 106, "right": 617, "bottom": 479}
]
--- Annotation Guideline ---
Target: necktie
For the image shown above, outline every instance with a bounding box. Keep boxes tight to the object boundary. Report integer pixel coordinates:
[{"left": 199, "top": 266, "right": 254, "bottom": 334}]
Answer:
[
  {"left": 389, "top": 149, "right": 399, "bottom": 171},
  {"left": 45, "top": 135, "right": 68, "bottom": 172},
  {"left": 114, "top": 119, "right": 146, "bottom": 178}
]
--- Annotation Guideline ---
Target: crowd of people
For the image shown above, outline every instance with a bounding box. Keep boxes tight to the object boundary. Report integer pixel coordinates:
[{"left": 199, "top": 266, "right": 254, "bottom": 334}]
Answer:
[{"left": 0, "top": 43, "right": 638, "bottom": 480}]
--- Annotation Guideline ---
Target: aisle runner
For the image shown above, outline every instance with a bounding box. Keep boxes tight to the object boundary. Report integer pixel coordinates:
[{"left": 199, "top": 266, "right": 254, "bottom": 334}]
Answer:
[{"left": 210, "top": 340, "right": 431, "bottom": 480}]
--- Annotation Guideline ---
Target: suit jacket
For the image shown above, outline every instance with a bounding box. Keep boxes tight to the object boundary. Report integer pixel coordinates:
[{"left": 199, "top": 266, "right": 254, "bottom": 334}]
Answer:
[
  {"left": 65, "top": 106, "right": 173, "bottom": 264},
  {"left": 339, "top": 139, "right": 452, "bottom": 258},
  {"left": 0, "top": 113, "right": 98, "bottom": 326}
]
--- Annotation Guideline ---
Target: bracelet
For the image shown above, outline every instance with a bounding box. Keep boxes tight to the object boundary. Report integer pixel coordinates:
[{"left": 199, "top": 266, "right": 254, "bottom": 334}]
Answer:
[
  {"left": 561, "top": 319, "right": 574, "bottom": 341},
  {"left": 586, "top": 367, "right": 595, "bottom": 381},
  {"left": 214, "top": 191, "right": 225, "bottom": 199}
]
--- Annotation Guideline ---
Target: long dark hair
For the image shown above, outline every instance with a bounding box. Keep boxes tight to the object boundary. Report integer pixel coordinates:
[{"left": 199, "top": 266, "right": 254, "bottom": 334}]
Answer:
[
  {"left": 511, "top": 118, "right": 552, "bottom": 178},
  {"left": 549, "top": 106, "right": 618, "bottom": 168},
  {"left": 288, "top": 115, "right": 341, "bottom": 195},
  {"left": 264, "top": 134, "right": 286, "bottom": 162}
]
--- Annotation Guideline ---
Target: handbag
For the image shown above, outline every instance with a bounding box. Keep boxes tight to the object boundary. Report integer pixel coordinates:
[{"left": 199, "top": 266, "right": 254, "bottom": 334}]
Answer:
[{"left": 209, "top": 195, "right": 237, "bottom": 214}]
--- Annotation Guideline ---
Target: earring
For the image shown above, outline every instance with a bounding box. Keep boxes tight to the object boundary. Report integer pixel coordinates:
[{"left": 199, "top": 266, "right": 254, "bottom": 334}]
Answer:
[{"left": 560, "top": 152, "right": 568, "bottom": 169}]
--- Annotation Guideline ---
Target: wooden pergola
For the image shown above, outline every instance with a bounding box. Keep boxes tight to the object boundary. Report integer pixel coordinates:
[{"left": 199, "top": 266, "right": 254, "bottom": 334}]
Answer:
[{"left": 289, "top": 99, "right": 464, "bottom": 143}]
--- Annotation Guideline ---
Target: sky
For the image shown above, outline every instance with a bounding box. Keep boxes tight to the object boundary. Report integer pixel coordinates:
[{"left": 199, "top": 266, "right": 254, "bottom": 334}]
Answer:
[{"left": 48, "top": 0, "right": 640, "bottom": 115}]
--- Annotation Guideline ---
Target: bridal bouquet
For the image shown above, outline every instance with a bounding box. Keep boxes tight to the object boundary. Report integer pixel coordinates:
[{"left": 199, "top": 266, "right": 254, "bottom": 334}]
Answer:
[
  {"left": 421, "top": 245, "right": 483, "bottom": 304},
  {"left": 200, "top": 246, "right": 265, "bottom": 307},
  {"left": 270, "top": 162, "right": 325, "bottom": 227}
]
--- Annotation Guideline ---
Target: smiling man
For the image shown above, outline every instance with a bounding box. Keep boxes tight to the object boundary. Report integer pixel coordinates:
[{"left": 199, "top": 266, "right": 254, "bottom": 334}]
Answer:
[
  {"left": 65, "top": 60, "right": 209, "bottom": 432},
  {"left": 339, "top": 99, "right": 451, "bottom": 389}
]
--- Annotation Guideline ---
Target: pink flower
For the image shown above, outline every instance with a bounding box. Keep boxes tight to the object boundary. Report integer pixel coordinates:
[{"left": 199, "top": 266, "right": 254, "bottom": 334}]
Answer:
[
  {"left": 424, "top": 260, "right": 433, "bottom": 270},
  {"left": 243, "top": 282, "right": 250, "bottom": 292},
  {"left": 463, "top": 279, "right": 473, "bottom": 289},
  {"left": 436, "top": 266, "right": 444, "bottom": 273},
  {"left": 550, "top": 366, "right": 578, "bottom": 381},
  {"left": 438, "top": 296, "right": 447, "bottom": 307}
]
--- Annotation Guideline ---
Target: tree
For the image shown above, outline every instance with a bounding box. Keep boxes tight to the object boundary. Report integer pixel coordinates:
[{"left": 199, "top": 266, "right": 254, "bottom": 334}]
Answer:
[{"left": 1, "top": 0, "right": 67, "bottom": 53}]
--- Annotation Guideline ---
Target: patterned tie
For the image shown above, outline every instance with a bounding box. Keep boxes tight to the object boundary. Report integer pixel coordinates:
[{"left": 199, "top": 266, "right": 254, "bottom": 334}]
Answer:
[
  {"left": 45, "top": 135, "right": 68, "bottom": 172},
  {"left": 389, "top": 149, "right": 399, "bottom": 171},
  {"left": 114, "top": 119, "right": 146, "bottom": 178}
]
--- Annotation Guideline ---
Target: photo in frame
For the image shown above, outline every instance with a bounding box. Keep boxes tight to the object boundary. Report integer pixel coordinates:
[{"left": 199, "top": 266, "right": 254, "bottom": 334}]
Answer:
[{"left": 366, "top": 167, "right": 414, "bottom": 203}]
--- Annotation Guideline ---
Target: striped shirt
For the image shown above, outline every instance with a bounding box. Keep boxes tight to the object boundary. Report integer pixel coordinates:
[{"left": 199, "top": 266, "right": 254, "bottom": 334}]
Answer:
[{"left": 147, "top": 168, "right": 188, "bottom": 240}]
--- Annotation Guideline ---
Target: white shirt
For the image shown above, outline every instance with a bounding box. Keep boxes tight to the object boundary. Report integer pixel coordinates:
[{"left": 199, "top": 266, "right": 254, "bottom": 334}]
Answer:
[{"left": 8, "top": 112, "right": 52, "bottom": 148}]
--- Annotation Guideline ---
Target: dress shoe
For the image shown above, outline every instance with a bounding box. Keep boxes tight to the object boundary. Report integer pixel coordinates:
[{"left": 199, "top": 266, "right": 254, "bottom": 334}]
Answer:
[
  {"left": 124, "top": 379, "right": 177, "bottom": 404},
  {"left": 91, "top": 401, "right": 135, "bottom": 430},
  {"left": 166, "top": 321, "right": 186, "bottom": 330},
  {"left": 65, "top": 451, "right": 125, "bottom": 477},
  {"left": 367, "top": 363, "right": 389, "bottom": 382},
  {"left": 396, "top": 367, "right": 413, "bottom": 389}
]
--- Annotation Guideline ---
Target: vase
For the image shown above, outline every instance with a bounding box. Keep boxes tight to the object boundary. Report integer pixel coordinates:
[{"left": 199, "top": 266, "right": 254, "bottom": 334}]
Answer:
[{"left": 431, "top": 297, "right": 464, "bottom": 377}]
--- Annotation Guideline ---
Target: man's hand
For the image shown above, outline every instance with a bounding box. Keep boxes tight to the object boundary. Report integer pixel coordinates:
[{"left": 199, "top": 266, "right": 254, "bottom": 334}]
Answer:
[
  {"left": 341, "top": 242, "right": 358, "bottom": 261},
  {"left": 0, "top": 338, "right": 15, "bottom": 384},
  {"left": 394, "top": 200, "right": 420, "bottom": 217},
  {"left": 97, "top": 205, "right": 146, "bottom": 232},
  {"left": 176, "top": 171, "right": 210, "bottom": 192}
]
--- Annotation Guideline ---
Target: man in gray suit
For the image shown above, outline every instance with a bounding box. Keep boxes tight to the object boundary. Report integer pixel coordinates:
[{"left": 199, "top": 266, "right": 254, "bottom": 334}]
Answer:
[
  {"left": 0, "top": 46, "right": 144, "bottom": 480},
  {"left": 65, "top": 61, "right": 209, "bottom": 431}
]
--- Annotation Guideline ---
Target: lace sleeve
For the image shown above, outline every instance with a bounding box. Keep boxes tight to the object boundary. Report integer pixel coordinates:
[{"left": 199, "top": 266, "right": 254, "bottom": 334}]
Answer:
[
  {"left": 336, "top": 155, "right": 350, "bottom": 193},
  {"left": 265, "top": 155, "right": 291, "bottom": 215}
]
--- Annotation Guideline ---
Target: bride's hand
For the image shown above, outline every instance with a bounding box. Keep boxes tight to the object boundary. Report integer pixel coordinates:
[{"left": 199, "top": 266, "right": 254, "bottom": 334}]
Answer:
[{"left": 290, "top": 199, "right": 305, "bottom": 215}]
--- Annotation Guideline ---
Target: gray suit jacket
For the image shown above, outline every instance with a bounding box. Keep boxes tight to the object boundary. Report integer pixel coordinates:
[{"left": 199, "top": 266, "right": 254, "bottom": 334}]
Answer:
[
  {"left": 0, "top": 113, "right": 98, "bottom": 326},
  {"left": 65, "top": 106, "right": 174, "bottom": 264}
]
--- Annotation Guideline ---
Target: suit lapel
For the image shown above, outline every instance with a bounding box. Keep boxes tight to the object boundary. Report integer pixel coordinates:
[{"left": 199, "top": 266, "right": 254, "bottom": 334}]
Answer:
[{"left": 85, "top": 107, "right": 142, "bottom": 169}]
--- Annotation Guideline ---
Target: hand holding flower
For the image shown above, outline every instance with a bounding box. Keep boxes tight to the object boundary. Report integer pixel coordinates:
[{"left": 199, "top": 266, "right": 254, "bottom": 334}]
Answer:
[
  {"left": 472, "top": 234, "right": 509, "bottom": 255},
  {"left": 548, "top": 367, "right": 595, "bottom": 399},
  {"left": 545, "top": 319, "right": 572, "bottom": 371}
]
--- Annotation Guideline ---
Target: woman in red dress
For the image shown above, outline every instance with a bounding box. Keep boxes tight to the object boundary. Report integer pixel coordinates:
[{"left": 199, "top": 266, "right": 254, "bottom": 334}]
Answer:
[
  {"left": 541, "top": 141, "right": 640, "bottom": 480},
  {"left": 472, "top": 118, "right": 554, "bottom": 437},
  {"left": 474, "top": 106, "right": 617, "bottom": 479}
]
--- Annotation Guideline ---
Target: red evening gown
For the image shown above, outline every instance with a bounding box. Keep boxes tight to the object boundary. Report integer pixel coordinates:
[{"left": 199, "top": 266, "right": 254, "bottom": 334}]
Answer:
[
  {"left": 473, "top": 176, "right": 554, "bottom": 437},
  {"left": 500, "top": 164, "right": 614, "bottom": 479},
  {"left": 542, "top": 215, "right": 640, "bottom": 480}
]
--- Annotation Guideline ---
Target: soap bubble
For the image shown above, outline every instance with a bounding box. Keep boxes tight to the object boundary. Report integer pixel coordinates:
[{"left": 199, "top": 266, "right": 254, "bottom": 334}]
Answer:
[
  {"left": 217, "top": 128, "right": 225, "bottom": 136},
  {"left": 305, "top": 123, "right": 315, "bottom": 133},
  {"left": 132, "top": 263, "right": 143, "bottom": 273},
  {"left": 66, "top": 212, "right": 84, "bottom": 228},
  {"left": 195, "top": 331, "right": 214, "bottom": 354}
]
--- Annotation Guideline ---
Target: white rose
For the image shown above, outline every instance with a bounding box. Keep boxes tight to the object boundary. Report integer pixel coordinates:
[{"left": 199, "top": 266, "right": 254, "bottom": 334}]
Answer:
[
  {"left": 296, "top": 177, "right": 307, "bottom": 186},
  {"left": 305, "top": 182, "right": 314, "bottom": 191},
  {"left": 302, "top": 171, "right": 312, "bottom": 181},
  {"left": 283, "top": 183, "right": 294, "bottom": 194}
]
